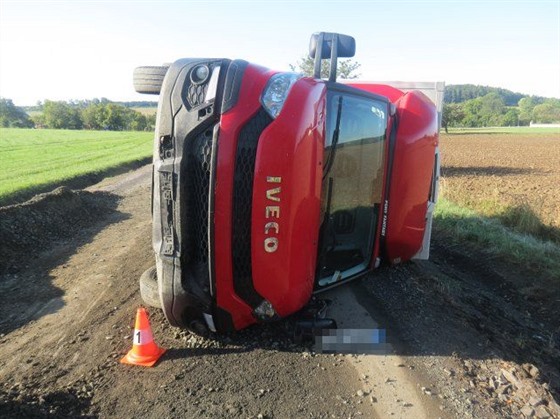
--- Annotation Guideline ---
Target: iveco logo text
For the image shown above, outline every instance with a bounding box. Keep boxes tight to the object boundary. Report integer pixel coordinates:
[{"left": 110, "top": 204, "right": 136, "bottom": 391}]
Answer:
[{"left": 264, "top": 176, "right": 281, "bottom": 253}]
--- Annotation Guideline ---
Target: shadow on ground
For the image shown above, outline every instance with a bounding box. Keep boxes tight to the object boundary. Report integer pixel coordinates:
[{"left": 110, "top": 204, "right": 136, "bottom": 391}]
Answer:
[
  {"left": 0, "top": 187, "right": 127, "bottom": 335},
  {"left": 494, "top": 204, "right": 560, "bottom": 243},
  {"left": 441, "top": 165, "right": 539, "bottom": 177},
  {"left": 0, "top": 388, "right": 95, "bottom": 419}
]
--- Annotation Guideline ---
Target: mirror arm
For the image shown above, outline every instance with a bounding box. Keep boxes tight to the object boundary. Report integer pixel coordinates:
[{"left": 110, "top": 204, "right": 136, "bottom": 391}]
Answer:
[
  {"left": 329, "top": 33, "right": 338, "bottom": 82},
  {"left": 313, "top": 32, "right": 324, "bottom": 79}
]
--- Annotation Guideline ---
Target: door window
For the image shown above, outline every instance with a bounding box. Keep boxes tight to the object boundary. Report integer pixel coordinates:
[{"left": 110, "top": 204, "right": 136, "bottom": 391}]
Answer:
[{"left": 317, "top": 92, "right": 388, "bottom": 286}]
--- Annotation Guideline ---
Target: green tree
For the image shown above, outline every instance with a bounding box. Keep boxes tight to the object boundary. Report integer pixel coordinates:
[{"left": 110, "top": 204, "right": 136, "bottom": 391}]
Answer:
[
  {"left": 461, "top": 98, "right": 483, "bottom": 127},
  {"left": 42, "top": 100, "right": 82, "bottom": 129},
  {"left": 30, "top": 113, "right": 45, "bottom": 128},
  {"left": 289, "top": 56, "right": 361, "bottom": 79},
  {"left": 81, "top": 104, "right": 104, "bottom": 130},
  {"left": 128, "top": 113, "right": 146, "bottom": 131},
  {"left": 444, "top": 84, "right": 528, "bottom": 106},
  {"left": 80, "top": 102, "right": 151, "bottom": 131},
  {"left": 103, "top": 103, "right": 126, "bottom": 130},
  {"left": 145, "top": 113, "right": 156, "bottom": 131},
  {"left": 479, "top": 92, "right": 505, "bottom": 126},
  {"left": 0, "top": 98, "right": 34, "bottom": 128},
  {"left": 532, "top": 99, "right": 560, "bottom": 123},
  {"left": 441, "top": 103, "right": 464, "bottom": 132},
  {"left": 501, "top": 108, "right": 519, "bottom": 126},
  {"left": 518, "top": 97, "right": 536, "bottom": 125}
]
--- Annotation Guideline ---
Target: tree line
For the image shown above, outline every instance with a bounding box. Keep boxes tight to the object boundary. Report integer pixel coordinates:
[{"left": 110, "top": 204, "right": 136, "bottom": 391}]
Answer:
[
  {"left": 0, "top": 98, "right": 156, "bottom": 131},
  {"left": 0, "top": 98, "right": 34, "bottom": 128},
  {"left": 2, "top": 76, "right": 559, "bottom": 132},
  {"left": 444, "top": 84, "right": 546, "bottom": 107},
  {"left": 442, "top": 94, "right": 560, "bottom": 131}
]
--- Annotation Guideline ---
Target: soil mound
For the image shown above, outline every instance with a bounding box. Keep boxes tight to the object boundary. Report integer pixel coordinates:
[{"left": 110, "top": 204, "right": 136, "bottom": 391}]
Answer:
[{"left": 0, "top": 187, "right": 119, "bottom": 275}]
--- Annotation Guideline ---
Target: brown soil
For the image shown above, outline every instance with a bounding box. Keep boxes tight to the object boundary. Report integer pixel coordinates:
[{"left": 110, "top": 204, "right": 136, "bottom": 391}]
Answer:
[
  {"left": 0, "top": 166, "right": 558, "bottom": 418},
  {"left": 439, "top": 132, "right": 560, "bottom": 235}
]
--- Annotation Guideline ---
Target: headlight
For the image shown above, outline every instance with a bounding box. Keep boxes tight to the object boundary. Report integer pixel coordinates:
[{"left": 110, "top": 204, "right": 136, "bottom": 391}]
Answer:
[
  {"left": 260, "top": 73, "right": 303, "bottom": 119},
  {"left": 190, "top": 64, "right": 210, "bottom": 84}
]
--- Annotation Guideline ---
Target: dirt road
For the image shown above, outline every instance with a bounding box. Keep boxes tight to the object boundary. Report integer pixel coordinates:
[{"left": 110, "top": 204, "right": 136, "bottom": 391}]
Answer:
[{"left": 1, "top": 166, "right": 558, "bottom": 418}]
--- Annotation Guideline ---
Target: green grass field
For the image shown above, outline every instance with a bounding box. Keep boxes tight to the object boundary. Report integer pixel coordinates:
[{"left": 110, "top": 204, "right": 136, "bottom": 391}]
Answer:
[{"left": 0, "top": 128, "right": 152, "bottom": 204}]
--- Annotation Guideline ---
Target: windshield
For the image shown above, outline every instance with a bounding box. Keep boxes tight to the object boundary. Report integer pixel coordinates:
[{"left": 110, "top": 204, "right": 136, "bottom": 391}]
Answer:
[{"left": 316, "top": 92, "right": 388, "bottom": 287}]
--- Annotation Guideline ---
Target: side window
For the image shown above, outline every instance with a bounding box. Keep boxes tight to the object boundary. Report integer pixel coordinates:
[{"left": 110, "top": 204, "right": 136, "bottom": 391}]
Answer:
[
  {"left": 325, "top": 94, "right": 388, "bottom": 209},
  {"left": 326, "top": 95, "right": 387, "bottom": 146}
]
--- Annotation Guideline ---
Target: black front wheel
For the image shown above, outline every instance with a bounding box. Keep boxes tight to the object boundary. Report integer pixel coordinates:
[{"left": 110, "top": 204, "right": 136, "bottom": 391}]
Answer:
[{"left": 139, "top": 266, "right": 161, "bottom": 308}]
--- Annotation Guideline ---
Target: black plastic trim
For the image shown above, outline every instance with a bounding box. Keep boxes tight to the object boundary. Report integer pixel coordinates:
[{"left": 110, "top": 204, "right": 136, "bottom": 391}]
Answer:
[
  {"left": 207, "top": 124, "right": 220, "bottom": 297},
  {"left": 221, "top": 60, "right": 248, "bottom": 114},
  {"left": 153, "top": 58, "right": 231, "bottom": 329},
  {"left": 231, "top": 108, "right": 273, "bottom": 310},
  {"left": 378, "top": 115, "right": 398, "bottom": 262}
]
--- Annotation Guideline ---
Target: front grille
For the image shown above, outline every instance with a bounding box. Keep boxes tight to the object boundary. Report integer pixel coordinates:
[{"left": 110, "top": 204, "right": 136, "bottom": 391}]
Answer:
[
  {"left": 180, "top": 125, "right": 216, "bottom": 302},
  {"left": 186, "top": 128, "right": 215, "bottom": 264},
  {"left": 187, "top": 84, "right": 208, "bottom": 108},
  {"left": 232, "top": 109, "right": 273, "bottom": 309}
]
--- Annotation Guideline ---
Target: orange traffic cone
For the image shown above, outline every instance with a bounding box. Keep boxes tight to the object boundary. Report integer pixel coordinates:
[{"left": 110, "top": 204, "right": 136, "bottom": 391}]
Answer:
[{"left": 120, "top": 307, "right": 166, "bottom": 367}]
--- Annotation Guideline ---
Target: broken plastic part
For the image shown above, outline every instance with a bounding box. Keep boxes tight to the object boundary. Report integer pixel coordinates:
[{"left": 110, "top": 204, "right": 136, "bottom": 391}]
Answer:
[{"left": 253, "top": 299, "right": 277, "bottom": 321}]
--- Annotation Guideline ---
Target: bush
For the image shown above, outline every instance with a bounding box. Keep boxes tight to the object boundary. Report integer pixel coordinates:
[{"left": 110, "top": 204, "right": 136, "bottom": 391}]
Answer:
[
  {"left": 0, "top": 98, "right": 34, "bottom": 128},
  {"left": 28, "top": 99, "right": 154, "bottom": 131}
]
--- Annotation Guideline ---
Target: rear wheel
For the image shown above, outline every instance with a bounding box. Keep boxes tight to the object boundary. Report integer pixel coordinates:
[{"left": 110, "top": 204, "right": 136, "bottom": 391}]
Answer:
[
  {"left": 139, "top": 266, "right": 161, "bottom": 308},
  {"left": 133, "top": 66, "right": 169, "bottom": 94}
]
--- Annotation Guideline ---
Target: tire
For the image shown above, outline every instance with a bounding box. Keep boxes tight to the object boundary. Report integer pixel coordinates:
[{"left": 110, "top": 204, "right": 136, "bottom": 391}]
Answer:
[
  {"left": 188, "top": 320, "right": 210, "bottom": 338},
  {"left": 133, "top": 66, "right": 169, "bottom": 95},
  {"left": 139, "top": 266, "right": 161, "bottom": 308}
]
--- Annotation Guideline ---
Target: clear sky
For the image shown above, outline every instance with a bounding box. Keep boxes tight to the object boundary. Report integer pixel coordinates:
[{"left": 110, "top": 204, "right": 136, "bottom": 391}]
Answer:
[{"left": 0, "top": 0, "right": 559, "bottom": 105}]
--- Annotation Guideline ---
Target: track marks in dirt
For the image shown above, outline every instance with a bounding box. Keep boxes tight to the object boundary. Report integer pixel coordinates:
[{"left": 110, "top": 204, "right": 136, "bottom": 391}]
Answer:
[{"left": 355, "top": 231, "right": 560, "bottom": 418}]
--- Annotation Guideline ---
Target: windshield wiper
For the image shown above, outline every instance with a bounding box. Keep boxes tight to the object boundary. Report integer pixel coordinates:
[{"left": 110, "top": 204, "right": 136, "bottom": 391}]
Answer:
[{"left": 323, "top": 96, "right": 343, "bottom": 179}]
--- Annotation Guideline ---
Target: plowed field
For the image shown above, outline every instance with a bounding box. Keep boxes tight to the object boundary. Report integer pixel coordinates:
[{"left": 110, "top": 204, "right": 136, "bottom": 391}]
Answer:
[{"left": 439, "top": 130, "right": 560, "bottom": 240}]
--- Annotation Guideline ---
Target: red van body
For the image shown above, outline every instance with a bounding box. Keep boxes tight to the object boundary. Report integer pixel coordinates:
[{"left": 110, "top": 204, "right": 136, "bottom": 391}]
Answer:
[{"left": 135, "top": 34, "right": 443, "bottom": 333}]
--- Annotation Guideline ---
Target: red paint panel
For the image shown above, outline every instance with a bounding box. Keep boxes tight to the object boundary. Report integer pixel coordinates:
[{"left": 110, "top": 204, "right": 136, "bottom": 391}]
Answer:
[
  {"left": 251, "top": 79, "right": 326, "bottom": 317},
  {"left": 346, "top": 83, "right": 405, "bottom": 103},
  {"left": 385, "top": 91, "right": 438, "bottom": 263},
  {"left": 214, "top": 63, "right": 276, "bottom": 330}
]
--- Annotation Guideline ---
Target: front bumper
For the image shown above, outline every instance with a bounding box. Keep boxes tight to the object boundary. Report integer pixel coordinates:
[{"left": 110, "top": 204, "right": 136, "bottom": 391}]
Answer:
[{"left": 152, "top": 58, "right": 240, "bottom": 331}]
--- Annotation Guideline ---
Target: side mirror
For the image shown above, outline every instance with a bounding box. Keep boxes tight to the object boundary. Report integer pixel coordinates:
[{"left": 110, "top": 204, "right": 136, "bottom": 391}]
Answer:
[
  {"left": 308, "top": 32, "right": 356, "bottom": 82},
  {"left": 309, "top": 32, "right": 356, "bottom": 59}
]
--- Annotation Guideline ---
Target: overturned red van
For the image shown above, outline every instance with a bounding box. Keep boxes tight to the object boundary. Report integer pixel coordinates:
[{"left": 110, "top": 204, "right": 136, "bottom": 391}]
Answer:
[{"left": 134, "top": 32, "right": 444, "bottom": 333}]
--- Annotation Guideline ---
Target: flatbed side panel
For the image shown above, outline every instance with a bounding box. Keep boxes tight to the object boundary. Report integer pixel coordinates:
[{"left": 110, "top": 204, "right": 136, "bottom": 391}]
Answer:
[
  {"left": 251, "top": 79, "right": 326, "bottom": 317},
  {"left": 385, "top": 91, "right": 438, "bottom": 263}
]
